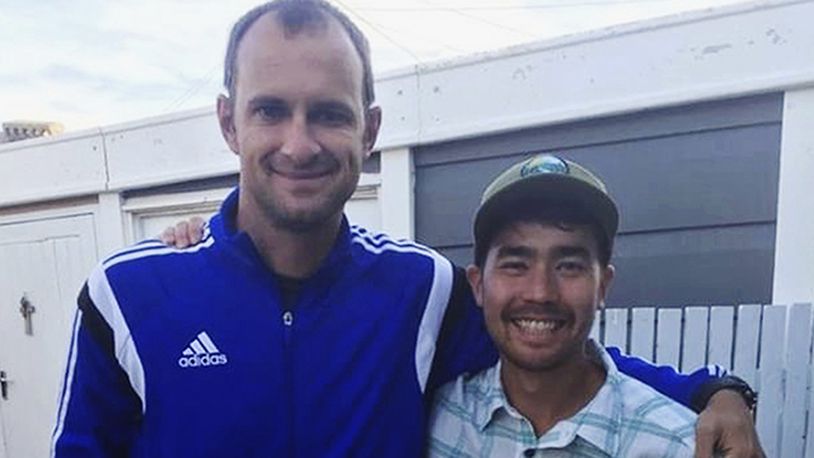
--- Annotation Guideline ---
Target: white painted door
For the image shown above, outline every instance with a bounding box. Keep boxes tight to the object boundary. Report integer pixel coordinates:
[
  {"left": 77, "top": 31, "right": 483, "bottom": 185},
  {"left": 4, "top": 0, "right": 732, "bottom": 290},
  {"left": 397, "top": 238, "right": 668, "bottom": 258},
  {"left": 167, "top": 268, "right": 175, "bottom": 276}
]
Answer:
[{"left": 0, "top": 214, "right": 96, "bottom": 458}]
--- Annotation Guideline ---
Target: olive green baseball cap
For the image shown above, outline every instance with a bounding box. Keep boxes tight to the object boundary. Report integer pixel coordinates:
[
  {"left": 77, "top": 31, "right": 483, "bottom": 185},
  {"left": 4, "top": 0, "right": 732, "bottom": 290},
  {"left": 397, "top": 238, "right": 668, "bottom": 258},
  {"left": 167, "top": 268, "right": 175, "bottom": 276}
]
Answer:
[{"left": 473, "top": 154, "right": 619, "bottom": 256}]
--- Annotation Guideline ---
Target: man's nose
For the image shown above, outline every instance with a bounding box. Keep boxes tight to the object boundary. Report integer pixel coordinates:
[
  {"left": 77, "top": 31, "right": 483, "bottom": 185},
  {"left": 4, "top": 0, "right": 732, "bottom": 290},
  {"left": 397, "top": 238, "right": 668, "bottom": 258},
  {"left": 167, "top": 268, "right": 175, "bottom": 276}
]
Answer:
[
  {"left": 279, "top": 115, "right": 320, "bottom": 163},
  {"left": 524, "top": 268, "right": 558, "bottom": 304}
]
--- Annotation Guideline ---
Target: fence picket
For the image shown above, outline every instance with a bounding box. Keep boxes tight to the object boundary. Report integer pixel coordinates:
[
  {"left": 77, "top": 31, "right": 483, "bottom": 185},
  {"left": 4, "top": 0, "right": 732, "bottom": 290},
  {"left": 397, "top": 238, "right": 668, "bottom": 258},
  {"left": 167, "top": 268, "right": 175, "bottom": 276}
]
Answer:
[
  {"left": 707, "top": 306, "right": 735, "bottom": 370},
  {"left": 682, "top": 307, "right": 709, "bottom": 372},
  {"left": 780, "top": 304, "right": 812, "bottom": 457},
  {"left": 630, "top": 308, "right": 655, "bottom": 362},
  {"left": 656, "top": 308, "right": 682, "bottom": 367},
  {"left": 733, "top": 305, "right": 762, "bottom": 387},
  {"left": 756, "top": 305, "right": 786, "bottom": 457},
  {"left": 603, "top": 308, "right": 628, "bottom": 351}
]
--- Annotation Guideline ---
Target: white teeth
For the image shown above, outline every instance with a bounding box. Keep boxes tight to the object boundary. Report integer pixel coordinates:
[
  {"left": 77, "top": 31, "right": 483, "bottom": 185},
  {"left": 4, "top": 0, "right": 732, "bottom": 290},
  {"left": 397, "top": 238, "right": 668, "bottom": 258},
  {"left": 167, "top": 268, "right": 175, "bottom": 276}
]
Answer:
[{"left": 515, "top": 319, "right": 560, "bottom": 332}]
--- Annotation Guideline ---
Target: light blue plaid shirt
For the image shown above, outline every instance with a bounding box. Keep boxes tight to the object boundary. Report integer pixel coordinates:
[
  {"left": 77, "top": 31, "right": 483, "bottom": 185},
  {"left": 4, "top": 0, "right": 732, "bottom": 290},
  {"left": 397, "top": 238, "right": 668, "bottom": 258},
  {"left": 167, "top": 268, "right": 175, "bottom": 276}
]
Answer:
[{"left": 428, "top": 340, "right": 697, "bottom": 457}]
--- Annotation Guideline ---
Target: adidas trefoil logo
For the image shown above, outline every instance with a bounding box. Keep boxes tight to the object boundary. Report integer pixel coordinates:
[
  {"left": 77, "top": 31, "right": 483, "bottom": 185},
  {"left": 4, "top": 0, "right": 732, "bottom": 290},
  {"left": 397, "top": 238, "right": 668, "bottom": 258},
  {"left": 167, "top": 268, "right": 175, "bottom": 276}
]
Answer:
[{"left": 178, "top": 331, "right": 228, "bottom": 368}]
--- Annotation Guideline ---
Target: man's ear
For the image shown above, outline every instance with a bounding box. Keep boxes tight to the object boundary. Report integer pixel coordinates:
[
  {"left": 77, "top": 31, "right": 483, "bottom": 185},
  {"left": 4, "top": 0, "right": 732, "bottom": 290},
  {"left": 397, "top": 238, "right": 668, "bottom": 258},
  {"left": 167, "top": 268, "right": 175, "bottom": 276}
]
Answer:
[
  {"left": 362, "top": 106, "right": 382, "bottom": 158},
  {"left": 217, "top": 94, "right": 239, "bottom": 155},
  {"left": 465, "top": 264, "right": 485, "bottom": 308},
  {"left": 598, "top": 264, "right": 615, "bottom": 309}
]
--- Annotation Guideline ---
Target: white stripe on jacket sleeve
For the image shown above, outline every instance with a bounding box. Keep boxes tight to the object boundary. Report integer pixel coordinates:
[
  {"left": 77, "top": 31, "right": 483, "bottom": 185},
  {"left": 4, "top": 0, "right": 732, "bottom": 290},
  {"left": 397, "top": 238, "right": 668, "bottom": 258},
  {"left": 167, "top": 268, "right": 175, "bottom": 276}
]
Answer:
[{"left": 415, "top": 253, "right": 454, "bottom": 393}]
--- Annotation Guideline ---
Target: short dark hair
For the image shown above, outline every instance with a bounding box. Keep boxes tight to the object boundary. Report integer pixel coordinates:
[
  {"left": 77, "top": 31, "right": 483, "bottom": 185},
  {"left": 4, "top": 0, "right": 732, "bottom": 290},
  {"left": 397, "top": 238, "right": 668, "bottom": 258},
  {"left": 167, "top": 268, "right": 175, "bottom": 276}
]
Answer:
[
  {"left": 473, "top": 203, "right": 612, "bottom": 269},
  {"left": 223, "top": 0, "right": 375, "bottom": 107}
]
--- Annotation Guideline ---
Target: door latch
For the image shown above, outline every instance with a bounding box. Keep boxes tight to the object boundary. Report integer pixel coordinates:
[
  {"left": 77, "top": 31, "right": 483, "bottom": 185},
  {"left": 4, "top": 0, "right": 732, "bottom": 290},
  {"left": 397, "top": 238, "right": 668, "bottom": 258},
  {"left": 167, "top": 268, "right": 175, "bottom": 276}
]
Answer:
[
  {"left": 0, "top": 370, "right": 8, "bottom": 400},
  {"left": 19, "top": 294, "right": 36, "bottom": 336}
]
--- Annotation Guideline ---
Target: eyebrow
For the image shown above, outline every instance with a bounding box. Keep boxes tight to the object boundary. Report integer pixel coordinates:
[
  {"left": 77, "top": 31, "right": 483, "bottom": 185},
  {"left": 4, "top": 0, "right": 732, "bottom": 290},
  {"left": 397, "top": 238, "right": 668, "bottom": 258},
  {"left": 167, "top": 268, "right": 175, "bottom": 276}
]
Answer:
[
  {"left": 495, "top": 245, "right": 535, "bottom": 259},
  {"left": 311, "top": 100, "right": 354, "bottom": 112},
  {"left": 553, "top": 246, "right": 592, "bottom": 260},
  {"left": 494, "top": 244, "right": 593, "bottom": 260},
  {"left": 246, "top": 96, "right": 287, "bottom": 109}
]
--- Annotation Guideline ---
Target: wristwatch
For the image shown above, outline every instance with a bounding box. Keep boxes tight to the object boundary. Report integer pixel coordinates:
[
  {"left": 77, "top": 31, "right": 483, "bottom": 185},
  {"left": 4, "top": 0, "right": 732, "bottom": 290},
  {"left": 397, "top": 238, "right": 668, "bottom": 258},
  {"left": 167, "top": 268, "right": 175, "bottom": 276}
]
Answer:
[{"left": 692, "top": 375, "right": 758, "bottom": 415}]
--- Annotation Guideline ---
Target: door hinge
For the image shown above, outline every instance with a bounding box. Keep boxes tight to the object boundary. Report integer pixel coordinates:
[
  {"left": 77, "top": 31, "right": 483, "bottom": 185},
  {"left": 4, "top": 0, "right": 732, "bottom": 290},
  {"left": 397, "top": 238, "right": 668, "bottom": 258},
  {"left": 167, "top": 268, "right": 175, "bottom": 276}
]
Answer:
[{"left": 0, "top": 370, "right": 9, "bottom": 400}]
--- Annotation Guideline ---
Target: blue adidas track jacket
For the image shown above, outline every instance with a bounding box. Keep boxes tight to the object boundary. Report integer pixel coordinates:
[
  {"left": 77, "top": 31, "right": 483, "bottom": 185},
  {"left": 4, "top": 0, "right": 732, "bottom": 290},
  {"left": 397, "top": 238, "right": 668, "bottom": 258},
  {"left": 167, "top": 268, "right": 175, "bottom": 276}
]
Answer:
[{"left": 52, "top": 189, "right": 719, "bottom": 457}]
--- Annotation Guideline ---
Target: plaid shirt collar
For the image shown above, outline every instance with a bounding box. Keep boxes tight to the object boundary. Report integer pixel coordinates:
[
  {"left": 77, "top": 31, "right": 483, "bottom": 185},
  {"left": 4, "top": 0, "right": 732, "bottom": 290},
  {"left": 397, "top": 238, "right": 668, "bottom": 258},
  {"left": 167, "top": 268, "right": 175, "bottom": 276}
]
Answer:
[{"left": 473, "top": 339, "right": 624, "bottom": 454}]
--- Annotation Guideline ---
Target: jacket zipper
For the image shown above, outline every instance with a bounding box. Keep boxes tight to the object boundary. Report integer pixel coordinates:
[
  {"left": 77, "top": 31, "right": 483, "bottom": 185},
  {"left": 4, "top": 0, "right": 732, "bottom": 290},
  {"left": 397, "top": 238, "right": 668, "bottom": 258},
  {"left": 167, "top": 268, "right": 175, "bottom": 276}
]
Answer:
[{"left": 282, "top": 309, "right": 294, "bottom": 456}]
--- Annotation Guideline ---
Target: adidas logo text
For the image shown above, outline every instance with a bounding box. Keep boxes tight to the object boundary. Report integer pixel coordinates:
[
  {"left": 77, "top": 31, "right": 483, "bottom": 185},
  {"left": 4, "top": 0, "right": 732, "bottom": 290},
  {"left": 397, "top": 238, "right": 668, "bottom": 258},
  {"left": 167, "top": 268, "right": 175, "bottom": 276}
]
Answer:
[
  {"left": 178, "top": 331, "right": 228, "bottom": 368},
  {"left": 178, "top": 353, "right": 228, "bottom": 367}
]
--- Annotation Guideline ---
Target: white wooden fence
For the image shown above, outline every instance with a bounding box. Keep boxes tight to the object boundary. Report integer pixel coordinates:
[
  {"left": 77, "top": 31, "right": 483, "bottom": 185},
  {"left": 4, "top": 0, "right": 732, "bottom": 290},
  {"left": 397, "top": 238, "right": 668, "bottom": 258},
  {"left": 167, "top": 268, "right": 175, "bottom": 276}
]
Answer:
[{"left": 591, "top": 303, "right": 814, "bottom": 458}]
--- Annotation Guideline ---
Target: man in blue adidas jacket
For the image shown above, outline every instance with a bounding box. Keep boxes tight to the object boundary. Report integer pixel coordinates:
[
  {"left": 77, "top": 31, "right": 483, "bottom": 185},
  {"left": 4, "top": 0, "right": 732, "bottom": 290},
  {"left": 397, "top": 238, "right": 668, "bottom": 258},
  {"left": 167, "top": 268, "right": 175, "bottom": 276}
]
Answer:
[{"left": 52, "top": 1, "right": 761, "bottom": 457}]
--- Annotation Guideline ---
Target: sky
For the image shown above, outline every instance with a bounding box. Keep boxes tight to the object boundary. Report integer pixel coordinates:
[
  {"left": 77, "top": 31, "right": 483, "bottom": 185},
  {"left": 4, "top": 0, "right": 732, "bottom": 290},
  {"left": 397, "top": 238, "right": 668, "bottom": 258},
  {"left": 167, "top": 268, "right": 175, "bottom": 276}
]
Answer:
[{"left": 0, "top": 0, "right": 749, "bottom": 132}]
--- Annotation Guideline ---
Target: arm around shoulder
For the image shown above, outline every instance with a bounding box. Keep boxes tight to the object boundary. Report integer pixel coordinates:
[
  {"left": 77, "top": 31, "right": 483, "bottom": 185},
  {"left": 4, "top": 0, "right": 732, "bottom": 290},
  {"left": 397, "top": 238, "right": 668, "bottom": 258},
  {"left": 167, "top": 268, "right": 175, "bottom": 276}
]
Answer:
[{"left": 607, "top": 346, "right": 720, "bottom": 410}]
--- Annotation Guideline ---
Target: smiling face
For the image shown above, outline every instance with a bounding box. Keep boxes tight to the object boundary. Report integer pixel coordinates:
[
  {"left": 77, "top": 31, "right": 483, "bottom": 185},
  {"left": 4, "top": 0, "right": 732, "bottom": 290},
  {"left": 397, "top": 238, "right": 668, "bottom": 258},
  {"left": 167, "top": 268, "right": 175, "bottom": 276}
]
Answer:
[
  {"left": 217, "top": 12, "right": 380, "bottom": 231},
  {"left": 467, "top": 221, "right": 614, "bottom": 373}
]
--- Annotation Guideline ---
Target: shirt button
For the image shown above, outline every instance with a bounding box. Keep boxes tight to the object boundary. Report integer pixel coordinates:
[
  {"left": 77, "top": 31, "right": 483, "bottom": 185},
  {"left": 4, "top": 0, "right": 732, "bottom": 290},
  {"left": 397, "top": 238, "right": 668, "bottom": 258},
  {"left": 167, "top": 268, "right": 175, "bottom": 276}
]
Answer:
[
  {"left": 283, "top": 311, "right": 293, "bottom": 326},
  {"left": 523, "top": 449, "right": 535, "bottom": 457}
]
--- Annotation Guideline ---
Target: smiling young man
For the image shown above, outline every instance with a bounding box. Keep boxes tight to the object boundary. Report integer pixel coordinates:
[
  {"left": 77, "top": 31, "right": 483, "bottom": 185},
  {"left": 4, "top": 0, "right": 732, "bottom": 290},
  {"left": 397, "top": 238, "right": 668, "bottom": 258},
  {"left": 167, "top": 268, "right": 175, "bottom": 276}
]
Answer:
[
  {"left": 428, "top": 155, "right": 698, "bottom": 457},
  {"left": 53, "top": 1, "right": 760, "bottom": 457}
]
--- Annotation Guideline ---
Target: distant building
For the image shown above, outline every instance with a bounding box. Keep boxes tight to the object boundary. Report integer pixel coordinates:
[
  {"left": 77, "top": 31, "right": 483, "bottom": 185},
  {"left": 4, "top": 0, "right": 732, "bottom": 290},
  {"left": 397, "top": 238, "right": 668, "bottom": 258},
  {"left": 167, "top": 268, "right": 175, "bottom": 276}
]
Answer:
[{"left": 0, "top": 121, "right": 64, "bottom": 143}]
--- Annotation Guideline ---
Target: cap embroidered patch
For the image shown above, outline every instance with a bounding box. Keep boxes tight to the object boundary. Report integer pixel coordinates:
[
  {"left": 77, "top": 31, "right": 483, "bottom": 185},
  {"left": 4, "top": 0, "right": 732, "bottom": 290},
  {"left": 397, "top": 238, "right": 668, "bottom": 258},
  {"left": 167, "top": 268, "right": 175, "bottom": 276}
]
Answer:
[{"left": 519, "top": 155, "right": 569, "bottom": 177}]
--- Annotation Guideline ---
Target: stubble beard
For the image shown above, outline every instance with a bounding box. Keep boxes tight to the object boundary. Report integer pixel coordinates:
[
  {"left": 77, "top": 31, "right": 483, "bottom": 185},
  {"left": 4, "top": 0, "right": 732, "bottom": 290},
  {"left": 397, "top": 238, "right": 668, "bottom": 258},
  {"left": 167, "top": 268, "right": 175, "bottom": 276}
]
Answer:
[{"left": 254, "top": 176, "right": 358, "bottom": 232}]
